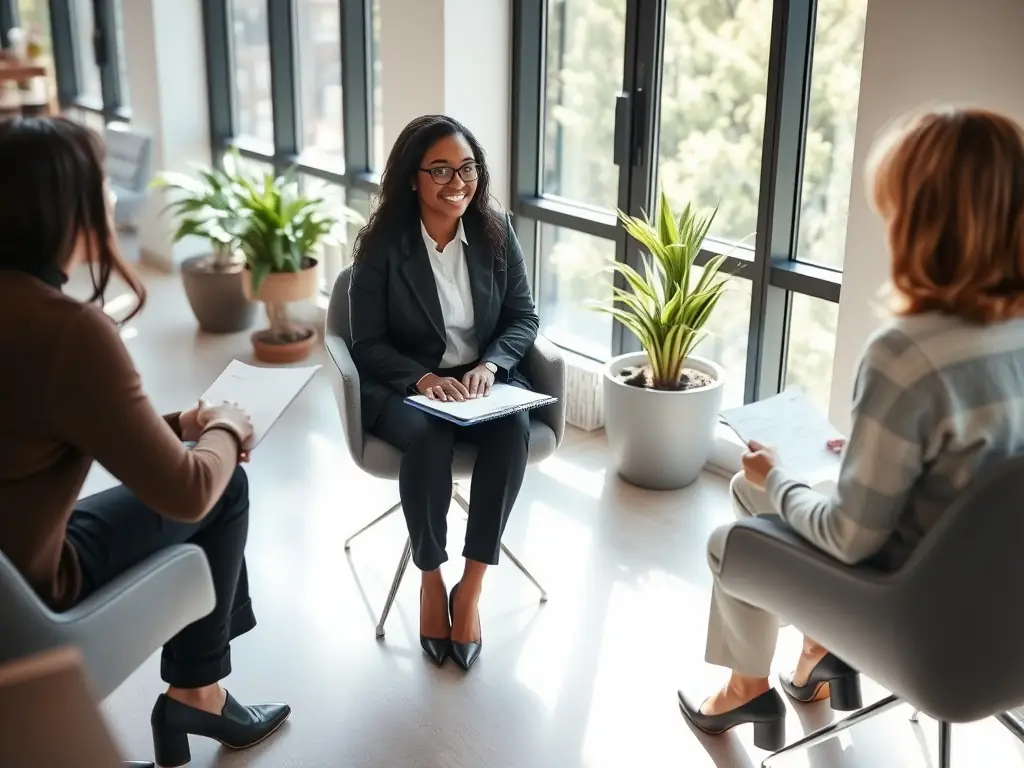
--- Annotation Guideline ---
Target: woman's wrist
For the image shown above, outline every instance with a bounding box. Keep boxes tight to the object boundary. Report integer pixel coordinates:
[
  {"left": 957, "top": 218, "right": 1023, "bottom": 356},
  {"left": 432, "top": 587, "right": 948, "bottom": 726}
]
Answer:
[{"left": 200, "top": 419, "right": 244, "bottom": 449}]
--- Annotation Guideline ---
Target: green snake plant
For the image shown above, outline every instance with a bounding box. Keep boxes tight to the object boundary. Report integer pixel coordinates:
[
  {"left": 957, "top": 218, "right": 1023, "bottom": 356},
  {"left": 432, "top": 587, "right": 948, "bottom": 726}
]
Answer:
[{"left": 592, "top": 186, "right": 733, "bottom": 390}]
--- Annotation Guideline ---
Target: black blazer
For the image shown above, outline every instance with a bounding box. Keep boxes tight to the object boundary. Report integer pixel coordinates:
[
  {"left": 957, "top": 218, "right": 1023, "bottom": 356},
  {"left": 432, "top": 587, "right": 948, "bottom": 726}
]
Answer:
[{"left": 348, "top": 212, "right": 540, "bottom": 427}]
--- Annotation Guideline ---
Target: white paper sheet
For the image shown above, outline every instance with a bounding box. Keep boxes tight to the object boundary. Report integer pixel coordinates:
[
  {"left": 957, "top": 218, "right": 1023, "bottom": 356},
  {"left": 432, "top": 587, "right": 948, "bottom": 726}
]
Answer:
[
  {"left": 201, "top": 360, "right": 320, "bottom": 446},
  {"left": 720, "top": 388, "right": 844, "bottom": 485},
  {"left": 407, "top": 383, "right": 555, "bottom": 425}
]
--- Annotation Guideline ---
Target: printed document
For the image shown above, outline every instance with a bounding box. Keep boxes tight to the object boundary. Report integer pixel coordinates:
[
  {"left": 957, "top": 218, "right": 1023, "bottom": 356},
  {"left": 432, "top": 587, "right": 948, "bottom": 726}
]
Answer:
[
  {"left": 201, "top": 360, "right": 320, "bottom": 446},
  {"left": 720, "top": 388, "right": 843, "bottom": 486}
]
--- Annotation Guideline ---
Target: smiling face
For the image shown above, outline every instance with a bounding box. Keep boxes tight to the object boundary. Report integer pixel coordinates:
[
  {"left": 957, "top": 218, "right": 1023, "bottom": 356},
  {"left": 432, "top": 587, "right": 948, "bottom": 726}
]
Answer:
[{"left": 415, "top": 133, "right": 479, "bottom": 223}]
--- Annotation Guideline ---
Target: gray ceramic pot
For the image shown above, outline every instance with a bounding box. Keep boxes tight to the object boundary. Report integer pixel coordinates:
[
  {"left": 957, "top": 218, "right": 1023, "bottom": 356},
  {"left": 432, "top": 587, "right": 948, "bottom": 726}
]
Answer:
[
  {"left": 603, "top": 352, "right": 726, "bottom": 490},
  {"left": 180, "top": 254, "right": 257, "bottom": 334}
]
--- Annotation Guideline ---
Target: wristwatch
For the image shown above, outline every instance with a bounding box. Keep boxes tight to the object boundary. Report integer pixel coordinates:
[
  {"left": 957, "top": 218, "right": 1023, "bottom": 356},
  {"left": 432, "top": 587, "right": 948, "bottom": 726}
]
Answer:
[{"left": 483, "top": 361, "right": 498, "bottom": 374}]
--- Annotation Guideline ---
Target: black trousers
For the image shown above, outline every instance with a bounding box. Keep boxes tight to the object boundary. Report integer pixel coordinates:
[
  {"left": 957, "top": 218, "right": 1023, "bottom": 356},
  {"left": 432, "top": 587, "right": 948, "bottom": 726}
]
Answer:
[
  {"left": 65, "top": 466, "right": 256, "bottom": 688},
  {"left": 370, "top": 367, "right": 531, "bottom": 571}
]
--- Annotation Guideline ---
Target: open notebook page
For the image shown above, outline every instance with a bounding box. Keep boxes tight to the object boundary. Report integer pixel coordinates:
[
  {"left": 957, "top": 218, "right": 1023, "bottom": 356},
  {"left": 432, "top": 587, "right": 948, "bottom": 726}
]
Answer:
[{"left": 201, "top": 360, "right": 320, "bottom": 446}]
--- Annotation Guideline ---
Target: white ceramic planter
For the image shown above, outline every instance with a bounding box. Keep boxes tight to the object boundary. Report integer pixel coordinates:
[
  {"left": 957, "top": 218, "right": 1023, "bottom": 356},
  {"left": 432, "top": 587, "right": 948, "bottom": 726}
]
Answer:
[{"left": 603, "top": 352, "right": 725, "bottom": 490}]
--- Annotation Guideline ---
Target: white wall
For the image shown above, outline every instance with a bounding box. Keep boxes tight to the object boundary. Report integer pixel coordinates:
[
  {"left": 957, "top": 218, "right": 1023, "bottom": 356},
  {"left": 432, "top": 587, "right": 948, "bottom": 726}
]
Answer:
[
  {"left": 829, "top": 0, "right": 1024, "bottom": 432},
  {"left": 379, "top": 0, "right": 511, "bottom": 208},
  {"left": 121, "top": 0, "right": 212, "bottom": 269}
]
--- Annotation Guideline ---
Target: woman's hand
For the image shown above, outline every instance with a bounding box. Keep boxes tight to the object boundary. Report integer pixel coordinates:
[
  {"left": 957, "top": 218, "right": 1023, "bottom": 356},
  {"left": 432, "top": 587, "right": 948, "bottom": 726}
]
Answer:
[
  {"left": 741, "top": 440, "right": 779, "bottom": 489},
  {"left": 200, "top": 401, "right": 255, "bottom": 462},
  {"left": 417, "top": 374, "right": 470, "bottom": 402},
  {"left": 462, "top": 364, "right": 495, "bottom": 397},
  {"left": 179, "top": 400, "right": 207, "bottom": 442}
]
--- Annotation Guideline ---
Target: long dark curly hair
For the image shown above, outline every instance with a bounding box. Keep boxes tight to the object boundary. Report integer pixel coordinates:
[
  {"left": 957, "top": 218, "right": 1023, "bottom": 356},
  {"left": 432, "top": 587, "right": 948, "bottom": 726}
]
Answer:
[{"left": 353, "top": 115, "right": 507, "bottom": 262}]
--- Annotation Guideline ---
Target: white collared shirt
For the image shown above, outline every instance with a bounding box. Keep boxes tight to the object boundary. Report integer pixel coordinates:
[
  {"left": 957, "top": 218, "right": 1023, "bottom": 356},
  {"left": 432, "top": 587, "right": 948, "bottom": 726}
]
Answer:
[{"left": 420, "top": 219, "right": 478, "bottom": 368}]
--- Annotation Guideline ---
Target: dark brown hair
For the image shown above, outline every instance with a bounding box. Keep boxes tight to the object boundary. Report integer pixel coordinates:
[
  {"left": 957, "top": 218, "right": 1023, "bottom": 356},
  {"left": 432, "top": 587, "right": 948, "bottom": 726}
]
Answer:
[
  {"left": 868, "top": 107, "right": 1024, "bottom": 324},
  {"left": 0, "top": 116, "right": 145, "bottom": 321}
]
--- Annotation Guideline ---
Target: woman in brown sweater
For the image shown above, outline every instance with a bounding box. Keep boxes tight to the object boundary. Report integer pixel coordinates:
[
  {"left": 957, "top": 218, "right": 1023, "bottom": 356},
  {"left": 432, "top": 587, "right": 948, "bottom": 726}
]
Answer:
[{"left": 0, "top": 117, "right": 290, "bottom": 767}]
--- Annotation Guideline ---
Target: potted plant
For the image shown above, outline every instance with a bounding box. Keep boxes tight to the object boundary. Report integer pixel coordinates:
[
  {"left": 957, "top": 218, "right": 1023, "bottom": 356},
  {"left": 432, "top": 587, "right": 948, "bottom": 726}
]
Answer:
[
  {"left": 592, "top": 187, "right": 733, "bottom": 490},
  {"left": 151, "top": 154, "right": 257, "bottom": 333},
  {"left": 236, "top": 169, "right": 359, "bottom": 364}
]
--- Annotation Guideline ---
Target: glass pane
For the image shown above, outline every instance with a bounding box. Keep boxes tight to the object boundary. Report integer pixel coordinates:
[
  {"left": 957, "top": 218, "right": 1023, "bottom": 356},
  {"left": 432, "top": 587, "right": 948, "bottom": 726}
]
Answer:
[
  {"left": 541, "top": 0, "right": 626, "bottom": 211},
  {"left": 371, "top": 0, "right": 384, "bottom": 171},
  {"left": 795, "top": 0, "right": 869, "bottom": 270},
  {"left": 231, "top": 153, "right": 275, "bottom": 181},
  {"left": 659, "top": 0, "right": 773, "bottom": 246},
  {"left": 299, "top": 176, "right": 347, "bottom": 291},
  {"left": 72, "top": 0, "right": 102, "bottom": 105},
  {"left": 17, "top": 0, "right": 52, "bottom": 64},
  {"left": 537, "top": 223, "right": 614, "bottom": 360},
  {"left": 785, "top": 293, "right": 839, "bottom": 416},
  {"left": 692, "top": 268, "right": 750, "bottom": 408},
  {"left": 296, "top": 0, "right": 344, "bottom": 169},
  {"left": 230, "top": 0, "right": 274, "bottom": 144},
  {"left": 113, "top": 0, "right": 129, "bottom": 107}
]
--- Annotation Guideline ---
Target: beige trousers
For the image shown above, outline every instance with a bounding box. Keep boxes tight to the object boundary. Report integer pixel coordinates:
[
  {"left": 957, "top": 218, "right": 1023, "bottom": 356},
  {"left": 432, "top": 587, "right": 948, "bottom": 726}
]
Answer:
[{"left": 703, "top": 471, "right": 781, "bottom": 677}]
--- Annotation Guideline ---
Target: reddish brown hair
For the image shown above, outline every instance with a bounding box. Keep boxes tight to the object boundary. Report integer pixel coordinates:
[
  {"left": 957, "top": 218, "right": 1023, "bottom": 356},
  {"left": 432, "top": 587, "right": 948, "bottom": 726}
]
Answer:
[
  {"left": 0, "top": 117, "right": 145, "bottom": 322},
  {"left": 868, "top": 107, "right": 1024, "bottom": 324}
]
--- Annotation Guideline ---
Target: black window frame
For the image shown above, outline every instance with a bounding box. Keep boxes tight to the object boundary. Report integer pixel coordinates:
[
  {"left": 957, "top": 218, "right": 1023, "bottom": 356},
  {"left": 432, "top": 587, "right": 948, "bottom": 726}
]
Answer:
[
  {"left": 202, "top": 0, "right": 380, "bottom": 205},
  {"left": 512, "top": 0, "right": 845, "bottom": 405}
]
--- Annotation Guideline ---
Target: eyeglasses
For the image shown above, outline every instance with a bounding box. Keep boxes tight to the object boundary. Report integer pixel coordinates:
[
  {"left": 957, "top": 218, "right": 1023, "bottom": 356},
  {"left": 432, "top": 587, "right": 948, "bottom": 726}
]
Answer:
[{"left": 418, "top": 162, "right": 483, "bottom": 185}]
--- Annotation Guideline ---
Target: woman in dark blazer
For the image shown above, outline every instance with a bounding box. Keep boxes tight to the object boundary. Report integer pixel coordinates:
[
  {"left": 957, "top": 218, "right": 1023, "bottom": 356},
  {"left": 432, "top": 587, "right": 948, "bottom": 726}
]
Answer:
[{"left": 348, "top": 114, "right": 539, "bottom": 671}]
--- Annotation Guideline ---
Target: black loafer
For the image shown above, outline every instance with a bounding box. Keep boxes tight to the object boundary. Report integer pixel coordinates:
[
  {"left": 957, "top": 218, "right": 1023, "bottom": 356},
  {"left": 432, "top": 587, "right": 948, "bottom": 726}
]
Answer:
[
  {"left": 780, "top": 653, "right": 862, "bottom": 711},
  {"left": 678, "top": 687, "right": 786, "bottom": 751},
  {"left": 150, "top": 692, "right": 290, "bottom": 767}
]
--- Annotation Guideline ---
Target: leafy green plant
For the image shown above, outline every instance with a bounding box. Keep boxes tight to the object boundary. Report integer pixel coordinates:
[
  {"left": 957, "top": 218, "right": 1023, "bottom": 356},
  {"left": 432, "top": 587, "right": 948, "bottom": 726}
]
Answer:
[
  {"left": 591, "top": 186, "right": 733, "bottom": 390},
  {"left": 233, "top": 167, "right": 361, "bottom": 344},
  {"left": 150, "top": 153, "right": 248, "bottom": 271}
]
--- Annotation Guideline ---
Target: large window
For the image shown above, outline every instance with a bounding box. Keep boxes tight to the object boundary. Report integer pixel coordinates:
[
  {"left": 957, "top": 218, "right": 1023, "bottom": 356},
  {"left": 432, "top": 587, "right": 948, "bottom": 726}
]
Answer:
[
  {"left": 204, "top": 0, "right": 381, "bottom": 291},
  {"left": 512, "top": 0, "right": 868, "bottom": 410},
  {"left": 1, "top": 0, "right": 131, "bottom": 122}
]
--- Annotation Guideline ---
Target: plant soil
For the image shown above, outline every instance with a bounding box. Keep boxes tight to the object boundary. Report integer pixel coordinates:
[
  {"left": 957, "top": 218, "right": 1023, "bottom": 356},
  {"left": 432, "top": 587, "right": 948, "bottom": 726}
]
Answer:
[{"left": 617, "top": 364, "right": 713, "bottom": 391}]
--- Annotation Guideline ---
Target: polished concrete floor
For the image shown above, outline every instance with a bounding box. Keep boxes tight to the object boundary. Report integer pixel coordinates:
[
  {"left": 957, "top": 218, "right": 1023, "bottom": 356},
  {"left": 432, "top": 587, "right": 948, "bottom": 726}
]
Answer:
[{"left": 75, "top": 266, "right": 1024, "bottom": 767}]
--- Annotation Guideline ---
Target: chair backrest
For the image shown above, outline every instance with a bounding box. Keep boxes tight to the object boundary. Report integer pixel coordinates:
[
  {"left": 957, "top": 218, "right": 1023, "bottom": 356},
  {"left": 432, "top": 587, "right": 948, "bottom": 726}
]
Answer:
[
  {"left": 326, "top": 265, "right": 353, "bottom": 345},
  {"left": 0, "top": 550, "right": 62, "bottom": 666},
  {"left": 104, "top": 124, "right": 152, "bottom": 192},
  {"left": 877, "top": 455, "right": 1024, "bottom": 719}
]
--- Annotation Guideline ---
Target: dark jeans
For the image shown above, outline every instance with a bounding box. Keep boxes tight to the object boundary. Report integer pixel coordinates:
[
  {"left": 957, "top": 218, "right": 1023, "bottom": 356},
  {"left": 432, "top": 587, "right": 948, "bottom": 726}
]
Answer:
[
  {"left": 370, "top": 365, "right": 531, "bottom": 571},
  {"left": 66, "top": 466, "right": 256, "bottom": 688}
]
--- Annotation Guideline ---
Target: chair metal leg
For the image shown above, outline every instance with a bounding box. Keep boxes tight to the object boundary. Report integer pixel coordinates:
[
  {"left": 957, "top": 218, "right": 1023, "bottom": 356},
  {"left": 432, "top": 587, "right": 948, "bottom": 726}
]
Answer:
[
  {"left": 375, "top": 538, "right": 412, "bottom": 639},
  {"left": 344, "top": 501, "right": 402, "bottom": 550},
  {"left": 997, "top": 710, "right": 1024, "bottom": 744},
  {"left": 937, "top": 721, "right": 952, "bottom": 768},
  {"left": 452, "top": 486, "right": 548, "bottom": 602},
  {"left": 910, "top": 709, "right": 921, "bottom": 723},
  {"left": 500, "top": 542, "right": 549, "bottom": 602},
  {"left": 761, "top": 694, "right": 903, "bottom": 766}
]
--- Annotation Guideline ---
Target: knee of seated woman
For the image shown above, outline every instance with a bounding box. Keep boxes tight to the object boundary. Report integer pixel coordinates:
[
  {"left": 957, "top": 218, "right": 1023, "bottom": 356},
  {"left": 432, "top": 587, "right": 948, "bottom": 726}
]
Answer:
[
  {"left": 729, "top": 470, "right": 760, "bottom": 518},
  {"left": 222, "top": 465, "right": 250, "bottom": 507},
  {"left": 402, "top": 415, "right": 455, "bottom": 454}
]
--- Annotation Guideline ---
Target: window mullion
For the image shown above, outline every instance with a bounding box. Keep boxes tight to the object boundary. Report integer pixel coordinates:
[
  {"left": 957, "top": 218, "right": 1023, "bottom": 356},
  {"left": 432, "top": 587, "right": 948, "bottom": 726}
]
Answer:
[{"left": 267, "top": 0, "right": 299, "bottom": 169}]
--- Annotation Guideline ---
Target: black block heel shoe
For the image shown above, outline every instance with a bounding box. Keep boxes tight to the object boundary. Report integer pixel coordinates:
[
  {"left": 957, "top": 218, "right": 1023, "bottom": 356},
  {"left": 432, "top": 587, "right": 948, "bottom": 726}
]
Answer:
[
  {"left": 420, "top": 587, "right": 452, "bottom": 666},
  {"left": 150, "top": 692, "right": 291, "bottom": 767},
  {"left": 448, "top": 583, "right": 482, "bottom": 672},
  {"left": 780, "top": 653, "right": 863, "bottom": 711},
  {"left": 678, "top": 688, "right": 787, "bottom": 752}
]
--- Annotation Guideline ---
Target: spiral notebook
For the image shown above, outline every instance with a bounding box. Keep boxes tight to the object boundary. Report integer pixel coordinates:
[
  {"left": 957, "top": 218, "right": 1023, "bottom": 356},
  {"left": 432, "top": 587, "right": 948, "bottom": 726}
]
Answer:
[{"left": 406, "top": 383, "right": 557, "bottom": 426}]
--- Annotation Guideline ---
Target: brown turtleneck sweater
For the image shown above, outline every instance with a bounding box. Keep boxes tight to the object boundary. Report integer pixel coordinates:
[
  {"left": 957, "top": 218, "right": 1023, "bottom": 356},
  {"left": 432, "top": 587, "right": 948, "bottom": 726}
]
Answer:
[{"left": 0, "top": 270, "right": 239, "bottom": 610}]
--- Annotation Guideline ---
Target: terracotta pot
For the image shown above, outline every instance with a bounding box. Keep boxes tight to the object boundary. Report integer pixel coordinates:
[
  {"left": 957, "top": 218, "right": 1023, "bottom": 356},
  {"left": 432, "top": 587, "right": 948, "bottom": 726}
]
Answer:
[
  {"left": 250, "top": 327, "right": 319, "bottom": 364},
  {"left": 242, "top": 258, "right": 319, "bottom": 303}
]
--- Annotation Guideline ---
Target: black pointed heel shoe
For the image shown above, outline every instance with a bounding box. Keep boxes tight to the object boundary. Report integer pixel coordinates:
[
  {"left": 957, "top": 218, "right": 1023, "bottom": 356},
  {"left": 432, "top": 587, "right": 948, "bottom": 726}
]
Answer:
[
  {"left": 678, "top": 687, "right": 787, "bottom": 752},
  {"left": 780, "top": 652, "right": 862, "bottom": 711},
  {"left": 420, "top": 587, "right": 452, "bottom": 666},
  {"left": 150, "top": 692, "right": 291, "bottom": 767},
  {"left": 448, "top": 583, "right": 482, "bottom": 672}
]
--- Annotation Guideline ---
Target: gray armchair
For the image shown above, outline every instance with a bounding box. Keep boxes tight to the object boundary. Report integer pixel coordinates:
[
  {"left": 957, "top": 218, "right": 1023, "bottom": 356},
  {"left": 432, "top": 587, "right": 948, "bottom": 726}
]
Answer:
[
  {"left": 0, "top": 544, "right": 216, "bottom": 766},
  {"left": 104, "top": 124, "right": 153, "bottom": 230},
  {"left": 325, "top": 265, "right": 566, "bottom": 637},
  {"left": 716, "top": 456, "right": 1024, "bottom": 768}
]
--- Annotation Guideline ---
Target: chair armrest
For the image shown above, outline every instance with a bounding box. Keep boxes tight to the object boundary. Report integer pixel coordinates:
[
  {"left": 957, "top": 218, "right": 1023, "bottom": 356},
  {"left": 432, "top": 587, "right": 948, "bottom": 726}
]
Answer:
[
  {"left": 718, "top": 516, "right": 897, "bottom": 673},
  {"left": 324, "top": 331, "right": 364, "bottom": 463},
  {"left": 522, "top": 335, "right": 566, "bottom": 448},
  {"left": 55, "top": 545, "right": 215, "bottom": 700}
]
